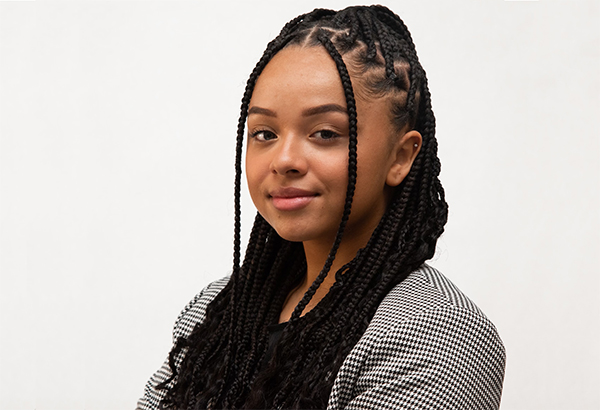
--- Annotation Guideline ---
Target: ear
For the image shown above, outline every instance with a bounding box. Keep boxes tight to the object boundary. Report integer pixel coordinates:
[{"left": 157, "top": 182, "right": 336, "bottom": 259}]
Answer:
[{"left": 386, "top": 130, "right": 422, "bottom": 187}]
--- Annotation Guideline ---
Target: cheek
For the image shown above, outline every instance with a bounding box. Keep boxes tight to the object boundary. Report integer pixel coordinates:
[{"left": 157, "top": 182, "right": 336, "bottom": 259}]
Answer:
[
  {"left": 357, "top": 160, "right": 386, "bottom": 186},
  {"left": 312, "top": 153, "right": 348, "bottom": 182},
  {"left": 245, "top": 155, "right": 264, "bottom": 197},
  {"left": 353, "top": 149, "right": 394, "bottom": 200}
]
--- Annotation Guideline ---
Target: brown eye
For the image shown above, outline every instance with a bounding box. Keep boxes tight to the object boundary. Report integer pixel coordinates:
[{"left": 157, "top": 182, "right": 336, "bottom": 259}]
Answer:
[
  {"left": 313, "top": 130, "right": 339, "bottom": 140},
  {"left": 251, "top": 130, "right": 277, "bottom": 141}
]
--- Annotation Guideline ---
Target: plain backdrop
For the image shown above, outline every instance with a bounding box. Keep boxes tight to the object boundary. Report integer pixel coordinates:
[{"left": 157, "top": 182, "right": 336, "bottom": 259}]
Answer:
[{"left": 1, "top": 1, "right": 598, "bottom": 409}]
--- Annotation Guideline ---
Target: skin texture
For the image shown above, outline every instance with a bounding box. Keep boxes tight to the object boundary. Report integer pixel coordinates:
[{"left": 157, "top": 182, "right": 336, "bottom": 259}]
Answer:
[{"left": 245, "top": 46, "right": 421, "bottom": 322}]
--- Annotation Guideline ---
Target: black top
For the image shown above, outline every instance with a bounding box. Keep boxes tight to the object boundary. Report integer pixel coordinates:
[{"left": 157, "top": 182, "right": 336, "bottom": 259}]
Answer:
[{"left": 260, "top": 321, "right": 287, "bottom": 371}]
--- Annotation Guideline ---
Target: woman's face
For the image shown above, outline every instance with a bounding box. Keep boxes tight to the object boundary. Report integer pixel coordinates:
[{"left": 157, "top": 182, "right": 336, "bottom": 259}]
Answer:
[{"left": 246, "top": 46, "right": 420, "bottom": 247}]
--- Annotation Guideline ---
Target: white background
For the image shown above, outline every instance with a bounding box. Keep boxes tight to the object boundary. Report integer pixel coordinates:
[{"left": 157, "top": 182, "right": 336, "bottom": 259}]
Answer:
[{"left": 1, "top": 1, "right": 598, "bottom": 409}]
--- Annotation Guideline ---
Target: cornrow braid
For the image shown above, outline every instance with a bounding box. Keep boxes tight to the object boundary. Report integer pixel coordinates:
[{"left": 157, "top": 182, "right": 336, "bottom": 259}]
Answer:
[
  {"left": 159, "top": 5, "right": 448, "bottom": 410},
  {"left": 355, "top": 9, "right": 377, "bottom": 60}
]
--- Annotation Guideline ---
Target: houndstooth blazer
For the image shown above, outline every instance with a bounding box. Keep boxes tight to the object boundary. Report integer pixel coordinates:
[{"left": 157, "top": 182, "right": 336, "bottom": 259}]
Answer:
[{"left": 137, "top": 264, "right": 505, "bottom": 409}]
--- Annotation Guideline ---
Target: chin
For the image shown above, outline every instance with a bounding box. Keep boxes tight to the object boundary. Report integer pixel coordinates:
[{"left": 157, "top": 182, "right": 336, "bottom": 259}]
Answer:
[
  {"left": 273, "top": 229, "right": 309, "bottom": 243},
  {"left": 269, "top": 225, "right": 321, "bottom": 243},
  {"left": 260, "top": 212, "right": 336, "bottom": 244}
]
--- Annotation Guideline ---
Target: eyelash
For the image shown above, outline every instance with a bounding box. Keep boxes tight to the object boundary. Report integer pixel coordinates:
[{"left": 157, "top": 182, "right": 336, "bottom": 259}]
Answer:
[
  {"left": 249, "top": 129, "right": 277, "bottom": 141},
  {"left": 249, "top": 129, "right": 341, "bottom": 142},
  {"left": 312, "top": 129, "right": 340, "bottom": 141}
]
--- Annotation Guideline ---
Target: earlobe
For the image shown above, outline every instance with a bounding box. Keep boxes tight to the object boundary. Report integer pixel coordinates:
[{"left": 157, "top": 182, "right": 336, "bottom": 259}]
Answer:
[{"left": 386, "top": 130, "right": 422, "bottom": 187}]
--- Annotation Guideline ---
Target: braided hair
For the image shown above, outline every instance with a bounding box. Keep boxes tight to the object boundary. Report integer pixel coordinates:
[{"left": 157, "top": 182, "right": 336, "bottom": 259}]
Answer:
[{"left": 159, "top": 5, "right": 448, "bottom": 409}]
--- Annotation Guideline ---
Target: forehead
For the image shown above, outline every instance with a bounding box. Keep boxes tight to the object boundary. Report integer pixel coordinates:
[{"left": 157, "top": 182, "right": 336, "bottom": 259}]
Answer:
[{"left": 250, "top": 46, "right": 346, "bottom": 108}]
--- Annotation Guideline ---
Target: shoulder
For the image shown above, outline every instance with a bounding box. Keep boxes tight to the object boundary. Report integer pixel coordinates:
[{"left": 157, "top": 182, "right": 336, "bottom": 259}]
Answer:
[
  {"left": 172, "top": 275, "right": 231, "bottom": 341},
  {"left": 367, "top": 264, "right": 495, "bottom": 326},
  {"left": 373, "top": 264, "right": 486, "bottom": 323},
  {"left": 135, "top": 275, "right": 231, "bottom": 410},
  {"left": 329, "top": 265, "right": 506, "bottom": 410}
]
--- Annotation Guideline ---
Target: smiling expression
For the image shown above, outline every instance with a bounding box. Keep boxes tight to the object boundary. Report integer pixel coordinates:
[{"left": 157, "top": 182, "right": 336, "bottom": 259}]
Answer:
[{"left": 245, "top": 45, "right": 419, "bottom": 250}]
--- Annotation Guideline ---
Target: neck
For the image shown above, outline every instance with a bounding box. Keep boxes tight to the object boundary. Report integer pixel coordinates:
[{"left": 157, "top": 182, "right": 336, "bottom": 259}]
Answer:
[
  {"left": 303, "top": 238, "right": 356, "bottom": 287},
  {"left": 278, "top": 226, "right": 374, "bottom": 323}
]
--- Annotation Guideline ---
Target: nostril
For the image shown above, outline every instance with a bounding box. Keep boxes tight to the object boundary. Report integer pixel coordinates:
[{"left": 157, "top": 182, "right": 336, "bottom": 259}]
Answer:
[{"left": 272, "top": 167, "right": 300, "bottom": 175}]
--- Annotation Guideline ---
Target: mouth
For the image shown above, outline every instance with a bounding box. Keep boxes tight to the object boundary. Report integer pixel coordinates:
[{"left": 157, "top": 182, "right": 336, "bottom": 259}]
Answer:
[{"left": 269, "top": 187, "right": 318, "bottom": 211}]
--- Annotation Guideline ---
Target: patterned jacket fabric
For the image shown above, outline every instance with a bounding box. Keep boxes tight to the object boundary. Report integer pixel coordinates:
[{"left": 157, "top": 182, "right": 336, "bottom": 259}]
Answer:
[{"left": 137, "top": 265, "right": 505, "bottom": 409}]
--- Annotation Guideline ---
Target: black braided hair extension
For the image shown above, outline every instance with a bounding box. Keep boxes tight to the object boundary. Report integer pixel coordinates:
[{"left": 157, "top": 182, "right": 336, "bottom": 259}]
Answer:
[{"left": 158, "top": 5, "right": 448, "bottom": 410}]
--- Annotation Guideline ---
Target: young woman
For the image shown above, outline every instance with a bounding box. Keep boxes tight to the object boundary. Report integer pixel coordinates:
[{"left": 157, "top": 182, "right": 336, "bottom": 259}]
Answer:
[{"left": 138, "top": 5, "right": 505, "bottom": 410}]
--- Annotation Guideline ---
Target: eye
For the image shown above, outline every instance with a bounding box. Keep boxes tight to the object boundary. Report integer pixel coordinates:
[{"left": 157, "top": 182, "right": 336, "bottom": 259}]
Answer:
[
  {"left": 250, "top": 129, "right": 277, "bottom": 142},
  {"left": 312, "top": 130, "right": 340, "bottom": 141}
]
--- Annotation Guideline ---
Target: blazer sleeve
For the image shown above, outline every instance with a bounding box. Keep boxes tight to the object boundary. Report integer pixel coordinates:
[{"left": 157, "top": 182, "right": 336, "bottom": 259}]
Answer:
[
  {"left": 136, "top": 276, "right": 230, "bottom": 410},
  {"left": 328, "top": 305, "right": 506, "bottom": 410}
]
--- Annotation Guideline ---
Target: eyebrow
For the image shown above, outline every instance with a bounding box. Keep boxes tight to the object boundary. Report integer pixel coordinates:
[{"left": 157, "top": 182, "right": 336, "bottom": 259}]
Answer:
[
  {"left": 248, "top": 106, "right": 277, "bottom": 117},
  {"left": 302, "top": 104, "right": 347, "bottom": 117},
  {"left": 248, "top": 104, "right": 347, "bottom": 118}
]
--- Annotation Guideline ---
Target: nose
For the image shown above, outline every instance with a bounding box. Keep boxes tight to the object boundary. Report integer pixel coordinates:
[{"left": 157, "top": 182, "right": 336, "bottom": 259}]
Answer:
[{"left": 270, "top": 134, "right": 308, "bottom": 176}]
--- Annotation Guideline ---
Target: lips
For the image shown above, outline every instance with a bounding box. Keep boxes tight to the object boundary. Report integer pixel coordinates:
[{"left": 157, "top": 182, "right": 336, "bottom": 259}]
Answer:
[{"left": 269, "top": 187, "right": 318, "bottom": 211}]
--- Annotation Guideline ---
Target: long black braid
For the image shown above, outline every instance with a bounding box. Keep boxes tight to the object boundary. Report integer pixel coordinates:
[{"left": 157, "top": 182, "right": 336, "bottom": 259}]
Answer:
[{"left": 158, "top": 6, "right": 448, "bottom": 409}]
